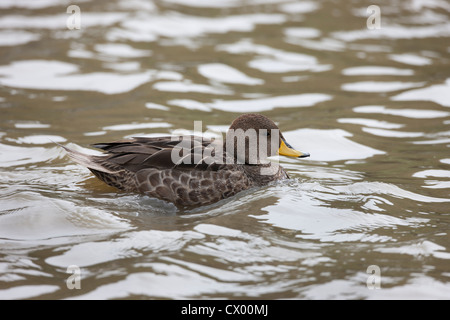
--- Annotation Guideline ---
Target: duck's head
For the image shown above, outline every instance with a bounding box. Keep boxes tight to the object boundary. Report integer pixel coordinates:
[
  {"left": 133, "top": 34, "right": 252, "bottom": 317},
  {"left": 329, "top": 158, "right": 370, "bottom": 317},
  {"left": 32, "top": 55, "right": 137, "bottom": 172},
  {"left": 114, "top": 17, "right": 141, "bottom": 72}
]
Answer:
[{"left": 226, "top": 113, "right": 310, "bottom": 164}]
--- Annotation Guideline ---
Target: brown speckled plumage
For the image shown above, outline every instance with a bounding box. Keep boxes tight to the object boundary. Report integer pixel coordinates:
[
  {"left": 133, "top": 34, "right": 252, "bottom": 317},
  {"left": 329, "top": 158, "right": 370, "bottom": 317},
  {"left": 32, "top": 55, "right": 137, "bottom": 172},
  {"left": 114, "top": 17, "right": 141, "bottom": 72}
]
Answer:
[{"left": 64, "top": 114, "right": 308, "bottom": 208}]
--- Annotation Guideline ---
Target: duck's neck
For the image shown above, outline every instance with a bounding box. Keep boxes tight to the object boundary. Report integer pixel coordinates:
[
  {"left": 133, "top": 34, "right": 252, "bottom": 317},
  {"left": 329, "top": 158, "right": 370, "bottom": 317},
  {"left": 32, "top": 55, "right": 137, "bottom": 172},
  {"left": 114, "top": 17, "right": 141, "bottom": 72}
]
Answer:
[
  {"left": 243, "top": 162, "right": 288, "bottom": 185},
  {"left": 222, "top": 136, "right": 263, "bottom": 165}
]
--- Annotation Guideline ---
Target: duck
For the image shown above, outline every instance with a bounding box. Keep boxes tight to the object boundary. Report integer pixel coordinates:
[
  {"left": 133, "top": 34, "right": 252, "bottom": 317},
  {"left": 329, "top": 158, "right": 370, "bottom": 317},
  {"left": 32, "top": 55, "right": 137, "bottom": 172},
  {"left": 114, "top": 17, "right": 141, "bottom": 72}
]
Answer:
[{"left": 63, "top": 113, "right": 309, "bottom": 208}]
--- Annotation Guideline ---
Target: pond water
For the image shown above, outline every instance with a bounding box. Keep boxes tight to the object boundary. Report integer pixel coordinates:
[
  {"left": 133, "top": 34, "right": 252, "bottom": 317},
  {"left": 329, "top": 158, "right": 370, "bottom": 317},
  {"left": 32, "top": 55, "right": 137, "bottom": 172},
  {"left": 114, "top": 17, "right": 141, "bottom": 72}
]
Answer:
[{"left": 0, "top": 0, "right": 449, "bottom": 299}]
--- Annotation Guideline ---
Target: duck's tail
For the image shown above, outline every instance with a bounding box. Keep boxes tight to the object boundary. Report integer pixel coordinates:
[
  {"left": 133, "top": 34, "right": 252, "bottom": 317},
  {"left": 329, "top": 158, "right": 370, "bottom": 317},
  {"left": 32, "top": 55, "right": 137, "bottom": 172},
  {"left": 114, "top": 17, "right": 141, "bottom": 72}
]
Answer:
[
  {"left": 58, "top": 143, "right": 114, "bottom": 174},
  {"left": 59, "top": 143, "right": 137, "bottom": 191}
]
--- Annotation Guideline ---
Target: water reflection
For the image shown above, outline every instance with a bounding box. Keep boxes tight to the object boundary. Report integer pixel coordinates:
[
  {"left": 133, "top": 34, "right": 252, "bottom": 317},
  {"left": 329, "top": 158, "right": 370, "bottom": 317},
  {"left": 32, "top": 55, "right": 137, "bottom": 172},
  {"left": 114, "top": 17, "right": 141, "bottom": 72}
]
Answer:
[
  {"left": 0, "top": 60, "right": 154, "bottom": 95},
  {"left": 353, "top": 105, "right": 450, "bottom": 119},
  {"left": 342, "top": 66, "right": 414, "bottom": 76},
  {"left": 283, "top": 129, "right": 385, "bottom": 162},
  {"left": 198, "top": 63, "right": 264, "bottom": 85},
  {"left": 341, "top": 81, "right": 424, "bottom": 93},
  {"left": 392, "top": 79, "right": 450, "bottom": 107},
  {"left": 1, "top": 0, "right": 450, "bottom": 300}
]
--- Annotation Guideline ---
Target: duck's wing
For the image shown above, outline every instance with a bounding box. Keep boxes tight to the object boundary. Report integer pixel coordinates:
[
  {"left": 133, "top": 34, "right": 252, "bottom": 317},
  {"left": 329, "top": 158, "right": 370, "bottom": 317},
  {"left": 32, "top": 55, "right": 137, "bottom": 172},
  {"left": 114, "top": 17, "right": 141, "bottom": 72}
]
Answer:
[
  {"left": 134, "top": 165, "right": 251, "bottom": 207},
  {"left": 91, "top": 135, "right": 221, "bottom": 172}
]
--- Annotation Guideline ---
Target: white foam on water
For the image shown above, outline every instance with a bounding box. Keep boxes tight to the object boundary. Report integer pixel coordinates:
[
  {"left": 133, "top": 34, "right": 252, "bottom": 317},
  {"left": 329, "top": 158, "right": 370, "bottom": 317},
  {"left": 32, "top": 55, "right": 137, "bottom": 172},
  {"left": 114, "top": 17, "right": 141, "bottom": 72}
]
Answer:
[
  {"left": 251, "top": 179, "right": 449, "bottom": 244},
  {"left": 413, "top": 138, "right": 450, "bottom": 145},
  {"left": 67, "top": 47, "right": 95, "bottom": 59},
  {"left": 194, "top": 223, "right": 247, "bottom": 238},
  {"left": 337, "top": 118, "right": 404, "bottom": 129},
  {"left": 278, "top": 1, "right": 320, "bottom": 13},
  {"left": 348, "top": 43, "right": 392, "bottom": 52},
  {"left": 422, "top": 181, "right": 450, "bottom": 189},
  {"left": 0, "top": 143, "right": 64, "bottom": 167},
  {"left": 282, "top": 128, "right": 385, "bottom": 162},
  {"left": 0, "top": 30, "right": 40, "bottom": 46},
  {"left": 102, "top": 122, "right": 172, "bottom": 131},
  {"left": 0, "top": 285, "right": 59, "bottom": 300},
  {"left": 218, "top": 39, "right": 331, "bottom": 73},
  {"left": 284, "top": 27, "right": 321, "bottom": 38},
  {"left": 163, "top": 0, "right": 239, "bottom": 7},
  {"left": 168, "top": 99, "right": 212, "bottom": 112},
  {"left": 342, "top": 66, "right": 414, "bottom": 76},
  {"left": 153, "top": 81, "right": 232, "bottom": 95},
  {"left": 251, "top": 183, "right": 430, "bottom": 243},
  {"left": 103, "top": 62, "right": 141, "bottom": 72},
  {"left": 0, "top": 193, "right": 130, "bottom": 242},
  {"left": 249, "top": 58, "right": 332, "bottom": 73},
  {"left": 412, "top": 170, "right": 450, "bottom": 178},
  {"left": 353, "top": 105, "right": 450, "bottom": 119},
  {"left": 362, "top": 127, "right": 423, "bottom": 138},
  {"left": 0, "top": 0, "right": 74, "bottom": 9},
  {"left": 0, "top": 60, "right": 153, "bottom": 95},
  {"left": 168, "top": 127, "right": 221, "bottom": 140},
  {"left": 332, "top": 23, "right": 450, "bottom": 41},
  {"left": 107, "top": 28, "right": 158, "bottom": 43},
  {"left": 83, "top": 131, "right": 107, "bottom": 136},
  {"left": 7, "top": 135, "right": 67, "bottom": 145},
  {"left": 209, "top": 93, "right": 331, "bottom": 112},
  {"left": 375, "top": 241, "right": 450, "bottom": 259},
  {"left": 145, "top": 102, "right": 170, "bottom": 111},
  {"left": 406, "top": 0, "right": 450, "bottom": 11},
  {"left": 389, "top": 53, "right": 433, "bottom": 66},
  {"left": 116, "top": 13, "right": 285, "bottom": 41},
  {"left": 0, "top": 12, "right": 128, "bottom": 29},
  {"left": 287, "top": 164, "right": 364, "bottom": 182},
  {"left": 94, "top": 43, "right": 152, "bottom": 58},
  {"left": 391, "top": 79, "right": 450, "bottom": 107},
  {"left": 117, "top": 0, "right": 157, "bottom": 11},
  {"left": 67, "top": 266, "right": 258, "bottom": 300},
  {"left": 198, "top": 63, "right": 264, "bottom": 85},
  {"left": 334, "top": 182, "right": 450, "bottom": 203},
  {"left": 303, "top": 275, "right": 450, "bottom": 300},
  {"left": 342, "top": 81, "right": 425, "bottom": 92},
  {"left": 206, "top": 125, "right": 229, "bottom": 133},
  {"left": 163, "top": 0, "right": 289, "bottom": 8},
  {"left": 285, "top": 37, "right": 346, "bottom": 52},
  {"left": 163, "top": 256, "right": 265, "bottom": 283},
  {"left": 46, "top": 230, "right": 204, "bottom": 268},
  {"left": 186, "top": 224, "right": 313, "bottom": 266},
  {"left": 14, "top": 122, "right": 51, "bottom": 129}
]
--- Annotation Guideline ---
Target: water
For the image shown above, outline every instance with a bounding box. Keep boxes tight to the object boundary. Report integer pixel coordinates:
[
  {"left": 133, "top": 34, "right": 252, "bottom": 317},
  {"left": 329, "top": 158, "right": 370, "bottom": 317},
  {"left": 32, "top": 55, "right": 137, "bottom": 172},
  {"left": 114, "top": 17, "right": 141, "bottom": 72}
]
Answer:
[{"left": 0, "top": 0, "right": 449, "bottom": 299}]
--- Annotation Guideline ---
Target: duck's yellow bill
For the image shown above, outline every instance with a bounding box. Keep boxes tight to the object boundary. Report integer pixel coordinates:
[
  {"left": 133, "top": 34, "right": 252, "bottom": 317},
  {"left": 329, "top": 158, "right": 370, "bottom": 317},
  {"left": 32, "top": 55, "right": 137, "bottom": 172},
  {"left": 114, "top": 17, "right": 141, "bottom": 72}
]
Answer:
[{"left": 278, "top": 139, "right": 310, "bottom": 158}]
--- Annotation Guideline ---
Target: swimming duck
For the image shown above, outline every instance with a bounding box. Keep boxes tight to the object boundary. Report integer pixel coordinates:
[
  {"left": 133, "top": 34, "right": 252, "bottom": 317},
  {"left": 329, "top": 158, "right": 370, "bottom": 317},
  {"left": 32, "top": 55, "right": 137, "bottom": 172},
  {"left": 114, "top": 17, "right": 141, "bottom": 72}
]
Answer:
[{"left": 64, "top": 114, "right": 309, "bottom": 207}]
